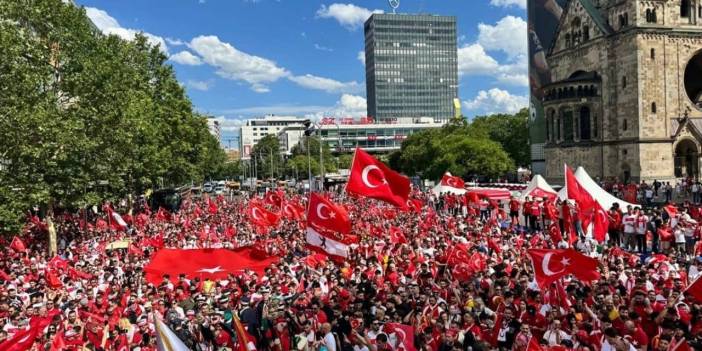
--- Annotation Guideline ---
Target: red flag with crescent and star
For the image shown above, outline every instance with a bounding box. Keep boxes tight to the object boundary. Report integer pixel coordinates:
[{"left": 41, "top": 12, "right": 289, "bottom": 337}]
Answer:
[
  {"left": 440, "top": 173, "right": 465, "bottom": 190},
  {"left": 346, "top": 148, "right": 410, "bottom": 208},
  {"left": 527, "top": 249, "right": 600, "bottom": 288},
  {"left": 247, "top": 204, "right": 280, "bottom": 228},
  {"left": 265, "top": 190, "right": 284, "bottom": 209},
  {"left": 143, "top": 248, "right": 279, "bottom": 285},
  {"left": 382, "top": 323, "right": 416, "bottom": 351},
  {"left": 307, "top": 192, "right": 351, "bottom": 234},
  {"left": 281, "top": 200, "right": 305, "bottom": 221}
]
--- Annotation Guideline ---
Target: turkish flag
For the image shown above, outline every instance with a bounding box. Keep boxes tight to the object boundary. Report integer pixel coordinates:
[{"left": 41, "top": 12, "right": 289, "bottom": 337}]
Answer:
[
  {"left": 346, "top": 148, "right": 410, "bottom": 208},
  {"left": 207, "top": 196, "right": 218, "bottom": 215},
  {"left": 45, "top": 268, "right": 63, "bottom": 289},
  {"left": 684, "top": 276, "right": 702, "bottom": 303},
  {"left": 0, "top": 324, "right": 39, "bottom": 351},
  {"left": 265, "top": 190, "right": 284, "bottom": 208},
  {"left": 282, "top": 201, "right": 305, "bottom": 221},
  {"left": 593, "top": 208, "right": 609, "bottom": 243},
  {"left": 440, "top": 173, "right": 465, "bottom": 190},
  {"left": 389, "top": 226, "right": 407, "bottom": 244},
  {"left": 233, "top": 316, "right": 257, "bottom": 351},
  {"left": 143, "top": 248, "right": 279, "bottom": 285},
  {"left": 105, "top": 206, "right": 128, "bottom": 231},
  {"left": 10, "top": 237, "right": 26, "bottom": 252},
  {"left": 247, "top": 204, "right": 280, "bottom": 228},
  {"left": 382, "top": 323, "right": 416, "bottom": 351},
  {"left": 403, "top": 198, "right": 423, "bottom": 213},
  {"left": 50, "top": 328, "right": 66, "bottom": 351},
  {"left": 307, "top": 193, "right": 351, "bottom": 234},
  {"left": 452, "top": 263, "right": 473, "bottom": 282},
  {"left": 669, "top": 337, "right": 692, "bottom": 351},
  {"left": 548, "top": 223, "right": 563, "bottom": 244},
  {"left": 527, "top": 249, "right": 600, "bottom": 288},
  {"left": 447, "top": 243, "right": 472, "bottom": 266}
]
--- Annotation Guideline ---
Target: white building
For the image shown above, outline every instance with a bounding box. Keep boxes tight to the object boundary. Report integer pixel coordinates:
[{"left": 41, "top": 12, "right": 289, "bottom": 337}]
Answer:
[
  {"left": 206, "top": 118, "right": 221, "bottom": 143},
  {"left": 239, "top": 115, "right": 308, "bottom": 159},
  {"left": 278, "top": 117, "right": 442, "bottom": 155}
]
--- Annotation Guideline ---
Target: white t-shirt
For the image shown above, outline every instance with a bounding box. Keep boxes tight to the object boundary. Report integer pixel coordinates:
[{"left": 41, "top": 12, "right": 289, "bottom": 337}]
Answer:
[
  {"left": 622, "top": 214, "right": 637, "bottom": 234},
  {"left": 542, "top": 330, "right": 571, "bottom": 346},
  {"left": 324, "top": 332, "right": 337, "bottom": 351},
  {"left": 635, "top": 215, "right": 648, "bottom": 234}
]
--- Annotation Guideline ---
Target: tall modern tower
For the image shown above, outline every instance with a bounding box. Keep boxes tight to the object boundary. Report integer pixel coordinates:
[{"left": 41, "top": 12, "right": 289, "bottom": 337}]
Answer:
[{"left": 364, "top": 13, "right": 458, "bottom": 123}]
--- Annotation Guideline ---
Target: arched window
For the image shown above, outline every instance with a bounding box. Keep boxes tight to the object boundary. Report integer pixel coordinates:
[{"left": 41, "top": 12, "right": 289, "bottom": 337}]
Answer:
[
  {"left": 646, "top": 9, "right": 652, "bottom": 22},
  {"left": 565, "top": 34, "right": 571, "bottom": 48},
  {"left": 652, "top": 9, "right": 657, "bottom": 22},
  {"left": 652, "top": 102, "right": 657, "bottom": 113},
  {"left": 623, "top": 119, "right": 628, "bottom": 131},
  {"left": 651, "top": 48, "right": 655, "bottom": 60},
  {"left": 583, "top": 25, "right": 590, "bottom": 41},
  {"left": 622, "top": 75, "right": 627, "bottom": 88},
  {"left": 563, "top": 110, "right": 574, "bottom": 141},
  {"left": 682, "top": 0, "right": 690, "bottom": 18},
  {"left": 580, "top": 107, "right": 591, "bottom": 140},
  {"left": 619, "top": 14, "right": 626, "bottom": 27},
  {"left": 556, "top": 114, "right": 562, "bottom": 141}
]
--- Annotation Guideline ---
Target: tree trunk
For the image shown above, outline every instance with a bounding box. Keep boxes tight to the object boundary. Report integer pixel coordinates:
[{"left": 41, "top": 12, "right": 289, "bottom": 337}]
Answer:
[{"left": 46, "top": 199, "right": 57, "bottom": 256}]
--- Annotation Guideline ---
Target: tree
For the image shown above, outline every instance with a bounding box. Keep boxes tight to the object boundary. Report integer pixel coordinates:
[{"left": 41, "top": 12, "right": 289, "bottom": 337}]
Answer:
[
  {"left": 0, "top": 0, "right": 228, "bottom": 238},
  {"left": 286, "top": 155, "right": 320, "bottom": 180},
  {"left": 337, "top": 154, "right": 354, "bottom": 169},
  {"left": 251, "top": 135, "right": 282, "bottom": 180},
  {"left": 395, "top": 123, "right": 514, "bottom": 180},
  {"left": 470, "top": 108, "right": 530, "bottom": 167},
  {"left": 290, "top": 136, "right": 337, "bottom": 175}
]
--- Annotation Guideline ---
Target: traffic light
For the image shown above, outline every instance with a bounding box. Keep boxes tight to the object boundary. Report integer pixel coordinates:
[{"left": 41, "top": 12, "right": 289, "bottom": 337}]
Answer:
[{"left": 303, "top": 120, "right": 316, "bottom": 136}]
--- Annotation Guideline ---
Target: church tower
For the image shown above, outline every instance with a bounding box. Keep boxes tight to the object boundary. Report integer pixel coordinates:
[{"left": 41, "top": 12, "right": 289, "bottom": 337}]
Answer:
[{"left": 543, "top": 0, "right": 702, "bottom": 183}]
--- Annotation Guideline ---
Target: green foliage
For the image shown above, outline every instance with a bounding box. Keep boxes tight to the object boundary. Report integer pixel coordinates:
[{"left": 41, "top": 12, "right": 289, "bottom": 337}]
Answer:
[
  {"left": 289, "top": 136, "right": 337, "bottom": 176},
  {"left": 396, "top": 120, "right": 515, "bottom": 180},
  {"left": 337, "top": 154, "right": 354, "bottom": 169},
  {"left": 471, "top": 108, "right": 530, "bottom": 167},
  {"left": 0, "top": 0, "right": 226, "bottom": 233},
  {"left": 286, "top": 155, "right": 320, "bottom": 180},
  {"left": 251, "top": 135, "right": 283, "bottom": 179}
]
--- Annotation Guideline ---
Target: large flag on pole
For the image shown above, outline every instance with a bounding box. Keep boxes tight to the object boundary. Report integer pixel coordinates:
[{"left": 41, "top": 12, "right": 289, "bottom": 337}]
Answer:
[
  {"left": 346, "top": 148, "right": 410, "bottom": 207},
  {"left": 565, "top": 164, "right": 607, "bottom": 242},
  {"left": 155, "top": 318, "right": 190, "bottom": 351}
]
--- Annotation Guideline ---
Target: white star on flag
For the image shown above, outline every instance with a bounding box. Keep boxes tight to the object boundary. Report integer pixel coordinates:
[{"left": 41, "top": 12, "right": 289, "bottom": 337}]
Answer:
[
  {"left": 196, "top": 266, "right": 225, "bottom": 274},
  {"left": 560, "top": 257, "right": 571, "bottom": 266}
]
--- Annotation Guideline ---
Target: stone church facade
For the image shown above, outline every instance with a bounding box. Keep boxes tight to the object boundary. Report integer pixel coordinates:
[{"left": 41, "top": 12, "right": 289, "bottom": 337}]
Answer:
[{"left": 543, "top": 0, "right": 702, "bottom": 183}]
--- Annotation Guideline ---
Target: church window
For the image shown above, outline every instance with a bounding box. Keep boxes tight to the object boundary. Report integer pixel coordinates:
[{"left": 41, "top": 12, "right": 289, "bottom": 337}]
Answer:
[
  {"left": 619, "top": 14, "right": 626, "bottom": 27},
  {"left": 565, "top": 34, "right": 571, "bottom": 48},
  {"left": 623, "top": 119, "right": 628, "bottom": 131},
  {"left": 651, "top": 48, "right": 655, "bottom": 60},
  {"left": 682, "top": 0, "right": 690, "bottom": 18},
  {"left": 583, "top": 25, "right": 590, "bottom": 41},
  {"left": 556, "top": 115, "right": 561, "bottom": 141},
  {"left": 622, "top": 75, "right": 627, "bottom": 88},
  {"left": 563, "top": 110, "right": 574, "bottom": 142},
  {"left": 652, "top": 102, "right": 657, "bottom": 113},
  {"left": 646, "top": 9, "right": 652, "bottom": 22},
  {"left": 580, "top": 106, "right": 592, "bottom": 140},
  {"left": 652, "top": 9, "right": 657, "bottom": 23}
]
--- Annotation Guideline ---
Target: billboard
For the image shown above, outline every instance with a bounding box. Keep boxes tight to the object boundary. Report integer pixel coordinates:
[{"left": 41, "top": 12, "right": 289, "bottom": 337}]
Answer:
[{"left": 528, "top": 0, "right": 567, "bottom": 173}]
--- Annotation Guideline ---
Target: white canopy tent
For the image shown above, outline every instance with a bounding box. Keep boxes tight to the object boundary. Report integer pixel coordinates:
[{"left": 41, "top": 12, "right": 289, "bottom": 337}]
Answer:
[
  {"left": 431, "top": 184, "right": 466, "bottom": 196},
  {"left": 558, "top": 167, "right": 638, "bottom": 210},
  {"left": 519, "top": 174, "right": 558, "bottom": 201}
]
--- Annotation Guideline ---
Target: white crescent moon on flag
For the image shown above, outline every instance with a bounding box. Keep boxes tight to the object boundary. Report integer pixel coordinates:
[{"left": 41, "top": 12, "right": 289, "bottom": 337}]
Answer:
[
  {"left": 316, "top": 204, "right": 330, "bottom": 220},
  {"left": 284, "top": 204, "right": 293, "bottom": 216},
  {"left": 542, "top": 252, "right": 564, "bottom": 276},
  {"left": 251, "top": 207, "right": 263, "bottom": 221},
  {"left": 394, "top": 327, "right": 406, "bottom": 344},
  {"left": 361, "top": 165, "right": 384, "bottom": 188},
  {"left": 446, "top": 177, "right": 456, "bottom": 187}
]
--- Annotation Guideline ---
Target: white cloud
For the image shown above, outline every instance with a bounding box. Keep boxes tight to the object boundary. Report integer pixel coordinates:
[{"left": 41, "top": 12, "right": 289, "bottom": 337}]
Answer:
[
  {"left": 85, "top": 7, "right": 169, "bottom": 54},
  {"left": 463, "top": 88, "right": 528, "bottom": 115},
  {"left": 314, "top": 44, "right": 334, "bottom": 52},
  {"left": 316, "top": 3, "right": 383, "bottom": 30},
  {"left": 189, "top": 35, "right": 289, "bottom": 93},
  {"left": 170, "top": 51, "right": 203, "bottom": 65},
  {"left": 288, "top": 74, "right": 363, "bottom": 94},
  {"left": 477, "top": 16, "right": 528, "bottom": 59},
  {"left": 490, "top": 0, "right": 527, "bottom": 9},
  {"left": 457, "top": 44, "right": 499, "bottom": 75},
  {"left": 186, "top": 80, "right": 213, "bottom": 91},
  {"left": 215, "top": 94, "right": 367, "bottom": 119},
  {"left": 357, "top": 51, "right": 365, "bottom": 65},
  {"left": 166, "top": 37, "right": 185, "bottom": 46}
]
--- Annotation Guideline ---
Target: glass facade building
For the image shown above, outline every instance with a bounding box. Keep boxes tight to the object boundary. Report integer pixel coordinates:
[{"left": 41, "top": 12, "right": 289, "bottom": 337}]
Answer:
[{"left": 364, "top": 14, "right": 458, "bottom": 123}]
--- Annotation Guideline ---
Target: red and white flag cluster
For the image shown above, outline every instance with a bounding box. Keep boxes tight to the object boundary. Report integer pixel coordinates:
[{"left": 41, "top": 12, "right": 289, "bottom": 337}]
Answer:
[{"left": 305, "top": 193, "right": 353, "bottom": 260}]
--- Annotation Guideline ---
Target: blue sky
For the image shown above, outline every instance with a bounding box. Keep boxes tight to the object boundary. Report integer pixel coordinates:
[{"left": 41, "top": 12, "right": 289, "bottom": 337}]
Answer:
[{"left": 78, "top": 0, "right": 529, "bottom": 146}]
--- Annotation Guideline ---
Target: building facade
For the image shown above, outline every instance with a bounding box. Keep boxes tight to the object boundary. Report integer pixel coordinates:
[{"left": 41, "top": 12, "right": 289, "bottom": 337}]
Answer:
[
  {"left": 364, "top": 13, "right": 459, "bottom": 123},
  {"left": 239, "top": 115, "right": 307, "bottom": 159},
  {"left": 206, "top": 118, "right": 221, "bottom": 143},
  {"left": 542, "top": 0, "right": 702, "bottom": 183},
  {"left": 277, "top": 118, "right": 442, "bottom": 155}
]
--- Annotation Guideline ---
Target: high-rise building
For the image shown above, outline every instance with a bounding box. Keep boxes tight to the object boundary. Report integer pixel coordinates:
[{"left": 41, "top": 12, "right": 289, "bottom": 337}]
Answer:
[{"left": 364, "top": 13, "right": 458, "bottom": 123}]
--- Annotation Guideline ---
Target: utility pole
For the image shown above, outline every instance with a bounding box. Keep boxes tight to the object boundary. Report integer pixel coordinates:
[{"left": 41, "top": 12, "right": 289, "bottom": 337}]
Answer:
[{"left": 319, "top": 132, "right": 324, "bottom": 191}]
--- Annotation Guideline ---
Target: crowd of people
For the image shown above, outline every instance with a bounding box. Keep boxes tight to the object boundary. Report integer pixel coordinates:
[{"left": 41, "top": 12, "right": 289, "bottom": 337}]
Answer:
[{"left": 3, "top": 183, "right": 702, "bottom": 351}]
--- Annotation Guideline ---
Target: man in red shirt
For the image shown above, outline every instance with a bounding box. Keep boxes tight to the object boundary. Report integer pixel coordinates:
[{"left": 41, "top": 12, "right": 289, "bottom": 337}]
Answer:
[
  {"left": 509, "top": 197, "right": 521, "bottom": 226},
  {"left": 608, "top": 204, "right": 623, "bottom": 247}
]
